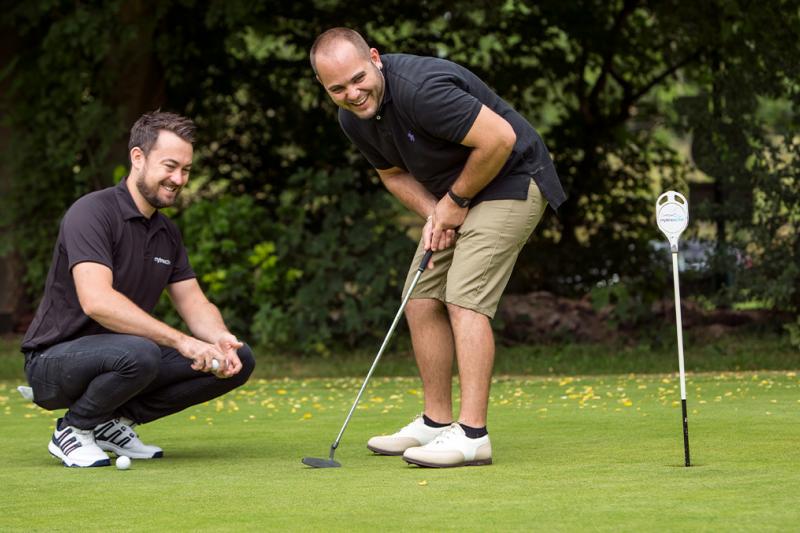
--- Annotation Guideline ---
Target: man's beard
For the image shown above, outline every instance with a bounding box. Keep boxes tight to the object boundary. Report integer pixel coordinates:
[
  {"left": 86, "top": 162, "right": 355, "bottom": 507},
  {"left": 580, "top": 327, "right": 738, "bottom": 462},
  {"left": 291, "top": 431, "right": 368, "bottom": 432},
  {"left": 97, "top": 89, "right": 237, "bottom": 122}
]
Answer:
[{"left": 136, "top": 168, "right": 180, "bottom": 209}]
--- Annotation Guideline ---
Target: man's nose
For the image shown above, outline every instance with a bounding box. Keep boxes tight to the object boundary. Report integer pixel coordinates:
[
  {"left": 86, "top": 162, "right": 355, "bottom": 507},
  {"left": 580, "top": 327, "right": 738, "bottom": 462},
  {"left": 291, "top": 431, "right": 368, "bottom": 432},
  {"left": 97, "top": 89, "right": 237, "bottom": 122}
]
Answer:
[{"left": 170, "top": 169, "right": 186, "bottom": 185}]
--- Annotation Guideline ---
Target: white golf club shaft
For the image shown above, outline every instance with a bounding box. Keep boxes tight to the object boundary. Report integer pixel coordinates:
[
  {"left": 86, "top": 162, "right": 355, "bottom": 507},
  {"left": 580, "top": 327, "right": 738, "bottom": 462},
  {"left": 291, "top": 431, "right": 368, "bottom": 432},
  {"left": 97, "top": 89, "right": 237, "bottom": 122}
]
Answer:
[
  {"left": 671, "top": 251, "right": 691, "bottom": 467},
  {"left": 328, "top": 250, "right": 433, "bottom": 459},
  {"left": 672, "top": 253, "right": 687, "bottom": 401}
]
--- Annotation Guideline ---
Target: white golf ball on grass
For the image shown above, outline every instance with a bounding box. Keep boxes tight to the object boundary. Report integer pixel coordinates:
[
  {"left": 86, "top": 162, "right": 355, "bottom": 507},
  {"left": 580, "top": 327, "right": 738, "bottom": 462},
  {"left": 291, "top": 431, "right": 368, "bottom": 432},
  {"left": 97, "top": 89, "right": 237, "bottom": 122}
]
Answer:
[{"left": 116, "top": 455, "right": 131, "bottom": 470}]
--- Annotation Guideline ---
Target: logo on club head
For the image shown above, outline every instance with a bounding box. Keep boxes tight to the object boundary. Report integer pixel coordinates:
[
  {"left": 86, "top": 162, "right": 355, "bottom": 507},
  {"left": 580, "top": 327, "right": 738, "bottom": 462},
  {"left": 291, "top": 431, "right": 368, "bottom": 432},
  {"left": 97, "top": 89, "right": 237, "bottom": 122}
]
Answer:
[{"left": 656, "top": 191, "right": 689, "bottom": 251}]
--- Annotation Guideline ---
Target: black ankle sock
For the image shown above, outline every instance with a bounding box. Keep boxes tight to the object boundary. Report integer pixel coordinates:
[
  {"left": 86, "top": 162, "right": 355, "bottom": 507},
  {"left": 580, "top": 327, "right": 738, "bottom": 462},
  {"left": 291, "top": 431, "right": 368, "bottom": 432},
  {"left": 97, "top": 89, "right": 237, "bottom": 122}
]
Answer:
[
  {"left": 422, "top": 414, "right": 451, "bottom": 428},
  {"left": 459, "top": 422, "right": 488, "bottom": 439}
]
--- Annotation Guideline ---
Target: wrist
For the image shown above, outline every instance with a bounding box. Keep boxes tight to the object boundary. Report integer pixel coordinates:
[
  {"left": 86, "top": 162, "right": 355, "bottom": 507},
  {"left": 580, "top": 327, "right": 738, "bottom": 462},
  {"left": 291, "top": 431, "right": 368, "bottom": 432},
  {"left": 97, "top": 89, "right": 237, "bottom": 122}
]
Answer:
[
  {"left": 173, "top": 332, "right": 192, "bottom": 353},
  {"left": 447, "top": 188, "right": 471, "bottom": 208}
]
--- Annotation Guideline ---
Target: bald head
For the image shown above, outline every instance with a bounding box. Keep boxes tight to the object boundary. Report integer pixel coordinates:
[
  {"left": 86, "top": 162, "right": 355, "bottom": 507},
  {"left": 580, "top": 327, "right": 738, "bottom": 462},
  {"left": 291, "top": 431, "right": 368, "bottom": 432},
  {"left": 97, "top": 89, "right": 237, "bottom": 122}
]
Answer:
[
  {"left": 311, "top": 28, "right": 386, "bottom": 120},
  {"left": 310, "top": 27, "right": 371, "bottom": 75}
]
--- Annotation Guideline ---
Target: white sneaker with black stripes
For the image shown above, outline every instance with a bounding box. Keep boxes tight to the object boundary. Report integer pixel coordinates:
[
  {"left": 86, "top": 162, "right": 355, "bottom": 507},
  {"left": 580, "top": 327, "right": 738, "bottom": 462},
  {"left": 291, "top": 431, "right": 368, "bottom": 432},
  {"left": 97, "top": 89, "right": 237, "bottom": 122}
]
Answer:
[
  {"left": 48, "top": 418, "right": 110, "bottom": 468},
  {"left": 94, "top": 417, "right": 163, "bottom": 459}
]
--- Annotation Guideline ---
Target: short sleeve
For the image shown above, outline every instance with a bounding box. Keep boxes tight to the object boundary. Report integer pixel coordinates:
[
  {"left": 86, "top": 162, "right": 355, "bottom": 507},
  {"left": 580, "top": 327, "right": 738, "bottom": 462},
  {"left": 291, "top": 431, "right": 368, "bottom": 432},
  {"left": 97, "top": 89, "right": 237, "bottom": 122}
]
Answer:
[
  {"left": 413, "top": 78, "right": 483, "bottom": 144},
  {"left": 164, "top": 222, "right": 196, "bottom": 284},
  {"left": 168, "top": 244, "right": 195, "bottom": 284},
  {"left": 61, "top": 198, "right": 114, "bottom": 271}
]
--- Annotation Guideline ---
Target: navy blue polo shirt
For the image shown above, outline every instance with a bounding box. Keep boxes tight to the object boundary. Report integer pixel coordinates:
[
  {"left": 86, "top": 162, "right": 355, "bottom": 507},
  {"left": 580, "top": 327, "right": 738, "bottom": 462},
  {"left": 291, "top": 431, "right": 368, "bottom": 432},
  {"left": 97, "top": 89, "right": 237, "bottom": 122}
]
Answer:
[
  {"left": 339, "top": 53, "right": 566, "bottom": 210},
  {"left": 21, "top": 178, "right": 195, "bottom": 352}
]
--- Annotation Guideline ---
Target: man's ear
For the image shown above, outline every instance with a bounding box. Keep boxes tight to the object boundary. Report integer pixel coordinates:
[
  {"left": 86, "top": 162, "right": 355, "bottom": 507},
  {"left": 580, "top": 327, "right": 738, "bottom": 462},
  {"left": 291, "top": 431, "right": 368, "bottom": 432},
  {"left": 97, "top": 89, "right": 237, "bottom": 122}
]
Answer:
[
  {"left": 370, "top": 47, "right": 382, "bottom": 69},
  {"left": 130, "top": 147, "right": 144, "bottom": 171}
]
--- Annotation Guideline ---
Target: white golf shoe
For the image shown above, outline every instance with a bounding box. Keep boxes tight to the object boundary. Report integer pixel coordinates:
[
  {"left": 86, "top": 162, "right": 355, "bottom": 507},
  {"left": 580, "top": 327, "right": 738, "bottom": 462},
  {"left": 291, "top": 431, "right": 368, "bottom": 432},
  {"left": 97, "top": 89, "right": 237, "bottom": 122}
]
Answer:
[
  {"left": 48, "top": 418, "right": 111, "bottom": 468},
  {"left": 94, "top": 417, "right": 163, "bottom": 459},
  {"left": 403, "top": 423, "right": 492, "bottom": 468},
  {"left": 367, "top": 415, "right": 450, "bottom": 456}
]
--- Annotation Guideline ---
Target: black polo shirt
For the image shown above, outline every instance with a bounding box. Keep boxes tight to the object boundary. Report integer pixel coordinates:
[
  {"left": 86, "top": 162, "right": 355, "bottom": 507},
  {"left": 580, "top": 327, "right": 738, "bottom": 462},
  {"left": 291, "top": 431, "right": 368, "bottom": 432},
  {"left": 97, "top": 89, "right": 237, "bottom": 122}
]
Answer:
[
  {"left": 21, "top": 178, "right": 195, "bottom": 352},
  {"left": 339, "top": 53, "right": 566, "bottom": 210}
]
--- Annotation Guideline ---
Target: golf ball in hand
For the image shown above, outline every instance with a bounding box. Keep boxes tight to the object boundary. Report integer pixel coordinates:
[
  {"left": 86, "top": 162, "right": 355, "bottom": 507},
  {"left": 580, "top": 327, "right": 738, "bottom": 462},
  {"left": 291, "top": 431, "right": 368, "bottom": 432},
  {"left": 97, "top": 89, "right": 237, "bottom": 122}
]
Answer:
[
  {"left": 211, "top": 359, "right": 220, "bottom": 371},
  {"left": 116, "top": 456, "right": 131, "bottom": 470}
]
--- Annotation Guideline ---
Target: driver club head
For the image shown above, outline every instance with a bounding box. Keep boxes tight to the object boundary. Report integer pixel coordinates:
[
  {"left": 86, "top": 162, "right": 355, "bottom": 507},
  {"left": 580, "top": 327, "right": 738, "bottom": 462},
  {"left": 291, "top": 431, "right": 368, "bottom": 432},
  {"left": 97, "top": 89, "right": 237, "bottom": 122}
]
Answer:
[{"left": 301, "top": 457, "right": 341, "bottom": 468}]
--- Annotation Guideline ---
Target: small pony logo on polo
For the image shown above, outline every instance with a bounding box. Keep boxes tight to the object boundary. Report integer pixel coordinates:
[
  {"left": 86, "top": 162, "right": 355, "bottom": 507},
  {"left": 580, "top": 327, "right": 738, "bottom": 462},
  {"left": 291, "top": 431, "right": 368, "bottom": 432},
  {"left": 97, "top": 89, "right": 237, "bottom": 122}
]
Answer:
[
  {"left": 153, "top": 257, "right": 172, "bottom": 265},
  {"left": 407, "top": 131, "right": 416, "bottom": 142}
]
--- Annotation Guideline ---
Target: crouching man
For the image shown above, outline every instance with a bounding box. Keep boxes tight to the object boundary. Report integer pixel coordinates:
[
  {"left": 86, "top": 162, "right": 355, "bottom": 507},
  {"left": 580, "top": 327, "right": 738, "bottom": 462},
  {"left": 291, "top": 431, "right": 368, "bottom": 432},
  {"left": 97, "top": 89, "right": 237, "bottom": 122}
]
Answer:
[{"left": 21, "top": 111, "right": 255, "bottom": 467}]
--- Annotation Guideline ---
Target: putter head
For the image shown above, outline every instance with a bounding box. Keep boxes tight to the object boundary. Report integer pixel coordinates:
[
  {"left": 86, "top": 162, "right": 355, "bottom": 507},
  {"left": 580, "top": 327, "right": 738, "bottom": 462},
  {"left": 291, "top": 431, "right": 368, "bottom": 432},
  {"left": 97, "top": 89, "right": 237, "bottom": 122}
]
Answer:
[{"left": 302, "top": 457, "right": 341, "bottom": 468}]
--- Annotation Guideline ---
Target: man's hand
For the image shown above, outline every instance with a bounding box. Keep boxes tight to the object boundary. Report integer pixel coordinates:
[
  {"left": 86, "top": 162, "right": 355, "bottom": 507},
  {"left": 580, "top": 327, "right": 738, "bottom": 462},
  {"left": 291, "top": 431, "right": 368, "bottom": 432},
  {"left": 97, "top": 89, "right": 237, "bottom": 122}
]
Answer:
[
  {"left": 213, "top": 332, "right": 244, "bottom": 378},
  {"left": 423, "top": 194, "right": 466, "bottom": 263},
  {"left": 177, "top": 336, "right": 227, "bottom": 374}
]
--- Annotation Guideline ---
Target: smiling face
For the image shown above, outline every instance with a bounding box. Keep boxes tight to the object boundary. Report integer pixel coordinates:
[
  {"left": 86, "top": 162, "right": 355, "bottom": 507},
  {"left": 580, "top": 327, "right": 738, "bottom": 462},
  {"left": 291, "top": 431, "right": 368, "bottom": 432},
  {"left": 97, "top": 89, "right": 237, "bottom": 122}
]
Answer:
[
  {"left": 314, "top": 40, "right": 385, "bottom": 120},
  {"left": 128, "top": 130, "right": 193, "bottom": 216}
]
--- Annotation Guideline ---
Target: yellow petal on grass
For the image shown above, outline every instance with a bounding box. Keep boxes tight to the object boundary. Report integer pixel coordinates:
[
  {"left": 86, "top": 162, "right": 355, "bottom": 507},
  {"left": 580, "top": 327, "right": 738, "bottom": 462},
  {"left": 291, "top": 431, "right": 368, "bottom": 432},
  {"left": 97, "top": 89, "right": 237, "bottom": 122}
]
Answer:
[{"left": 418, "top": 480, "right": 428, "bottom": 486}]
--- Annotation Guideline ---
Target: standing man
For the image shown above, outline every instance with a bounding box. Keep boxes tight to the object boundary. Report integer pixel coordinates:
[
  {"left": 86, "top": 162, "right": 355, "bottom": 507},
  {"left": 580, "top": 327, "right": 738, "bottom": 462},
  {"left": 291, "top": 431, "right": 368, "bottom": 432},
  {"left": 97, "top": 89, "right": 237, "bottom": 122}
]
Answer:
[
  {"left": 310, "top": 28, "right": 566, "bottom": 468},
  {"left": 21, "top": 111, "right": 255, "bottom": 468}
]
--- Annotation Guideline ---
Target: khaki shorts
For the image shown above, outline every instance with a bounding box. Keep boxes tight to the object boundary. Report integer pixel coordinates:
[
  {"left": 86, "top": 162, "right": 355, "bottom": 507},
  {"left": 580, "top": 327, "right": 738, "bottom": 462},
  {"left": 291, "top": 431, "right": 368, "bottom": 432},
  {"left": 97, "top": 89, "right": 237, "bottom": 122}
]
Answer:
[{"left": 402, "top": 179, "right": 547, "bottom": 318}]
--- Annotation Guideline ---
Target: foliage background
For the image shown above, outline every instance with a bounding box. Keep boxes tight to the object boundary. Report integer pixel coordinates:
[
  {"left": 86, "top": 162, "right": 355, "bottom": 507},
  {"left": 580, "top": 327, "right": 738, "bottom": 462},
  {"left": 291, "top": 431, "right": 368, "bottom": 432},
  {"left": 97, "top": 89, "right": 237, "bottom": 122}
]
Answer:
[{"left": 1, "top": 0, "right": 798, "bottom": 351}]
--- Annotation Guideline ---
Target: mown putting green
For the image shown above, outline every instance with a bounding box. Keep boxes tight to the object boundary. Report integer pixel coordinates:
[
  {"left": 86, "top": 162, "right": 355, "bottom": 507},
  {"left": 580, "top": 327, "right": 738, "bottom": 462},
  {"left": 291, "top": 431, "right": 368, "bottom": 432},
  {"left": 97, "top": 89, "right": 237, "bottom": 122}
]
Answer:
[{"left": 1, "top": 371, "right": 798, "bottom": 531}]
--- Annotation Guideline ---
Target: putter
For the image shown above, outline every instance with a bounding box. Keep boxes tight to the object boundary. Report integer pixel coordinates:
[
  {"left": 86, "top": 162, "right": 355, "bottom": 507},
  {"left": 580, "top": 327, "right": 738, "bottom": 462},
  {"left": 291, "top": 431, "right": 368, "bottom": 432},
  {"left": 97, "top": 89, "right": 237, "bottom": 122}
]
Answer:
[
  {"left": 302, "top": 249, "right": 434, "bottom": 468},
  {"left": 656, "top": 191, "right": 691, "bottom": 467}
]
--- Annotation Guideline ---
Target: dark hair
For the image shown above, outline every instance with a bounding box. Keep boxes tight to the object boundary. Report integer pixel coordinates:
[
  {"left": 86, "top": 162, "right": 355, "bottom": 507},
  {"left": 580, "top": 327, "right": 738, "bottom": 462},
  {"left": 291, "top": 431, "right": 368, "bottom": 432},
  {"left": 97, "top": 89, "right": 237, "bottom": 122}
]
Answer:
[
  {"left": 128, "top": 111, "right": 196, "bottom": 158},
  {"left": 309, "top": 27, "right": 371, "bottom": 75}
]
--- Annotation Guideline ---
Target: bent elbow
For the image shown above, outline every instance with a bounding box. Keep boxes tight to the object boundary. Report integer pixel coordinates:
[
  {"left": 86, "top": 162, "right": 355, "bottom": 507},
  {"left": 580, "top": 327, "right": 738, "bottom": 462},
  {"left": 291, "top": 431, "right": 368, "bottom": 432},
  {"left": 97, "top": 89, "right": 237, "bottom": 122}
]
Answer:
[
  {"left": 500, "top": 124, "right": 517, "bottom": 153},
  {"left": 78, "top": 295, "right": 103, "bottom": 319}
]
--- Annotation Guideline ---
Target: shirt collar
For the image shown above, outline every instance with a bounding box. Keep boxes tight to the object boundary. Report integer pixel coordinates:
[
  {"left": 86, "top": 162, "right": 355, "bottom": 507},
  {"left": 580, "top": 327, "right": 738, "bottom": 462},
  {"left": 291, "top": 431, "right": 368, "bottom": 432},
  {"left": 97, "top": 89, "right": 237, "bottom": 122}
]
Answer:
[{"left": 115, "top": 177, "right": 166, "bottom": 229}]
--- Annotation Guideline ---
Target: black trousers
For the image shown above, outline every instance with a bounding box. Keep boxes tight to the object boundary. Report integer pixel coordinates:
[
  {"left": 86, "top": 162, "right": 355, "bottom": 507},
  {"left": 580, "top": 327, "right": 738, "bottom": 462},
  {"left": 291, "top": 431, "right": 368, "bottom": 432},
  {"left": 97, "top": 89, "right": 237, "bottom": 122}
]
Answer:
[{"left": 24, "top": 334, "right": 255, "bottom": 429}]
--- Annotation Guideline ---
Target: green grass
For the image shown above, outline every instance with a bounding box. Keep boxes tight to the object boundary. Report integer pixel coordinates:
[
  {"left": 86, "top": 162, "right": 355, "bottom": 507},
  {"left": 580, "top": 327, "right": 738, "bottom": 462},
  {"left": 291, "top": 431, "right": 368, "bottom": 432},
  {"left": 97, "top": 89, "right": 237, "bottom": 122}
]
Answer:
[
  {"left": 2, "top": 329, "right": 798, "bottom": 381},
  {"left": 1, "top": 371, "right": 798, "bottom": 531}
]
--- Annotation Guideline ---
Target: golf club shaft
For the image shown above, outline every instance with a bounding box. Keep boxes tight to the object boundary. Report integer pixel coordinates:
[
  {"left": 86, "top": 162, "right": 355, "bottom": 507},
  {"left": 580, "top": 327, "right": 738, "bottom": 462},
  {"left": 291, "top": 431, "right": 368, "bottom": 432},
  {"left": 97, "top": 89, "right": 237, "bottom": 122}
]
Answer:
[
  {"left": 672, "top": 251, "right": 691, "bottom": 467},
  {"left": 329, "top": 250, "right": 434, "bottom": 457}
]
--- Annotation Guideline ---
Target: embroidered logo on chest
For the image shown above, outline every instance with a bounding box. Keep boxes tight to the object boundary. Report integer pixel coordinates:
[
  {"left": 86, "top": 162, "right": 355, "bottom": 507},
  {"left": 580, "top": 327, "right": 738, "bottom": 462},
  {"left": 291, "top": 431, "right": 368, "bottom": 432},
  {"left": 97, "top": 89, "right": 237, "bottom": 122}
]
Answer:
[{"left": 153, "top": 257, "right": 172, "bottom": 266}]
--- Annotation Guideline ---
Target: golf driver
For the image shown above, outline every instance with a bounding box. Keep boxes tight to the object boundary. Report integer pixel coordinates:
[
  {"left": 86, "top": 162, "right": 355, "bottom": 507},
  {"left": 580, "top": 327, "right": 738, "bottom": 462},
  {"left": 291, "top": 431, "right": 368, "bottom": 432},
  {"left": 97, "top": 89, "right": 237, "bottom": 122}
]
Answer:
[
  {"left": 656, "top": 190, "right": 691, "bottom": 467},
  {"left": 302, "top": 249, "right": 434, "bottom": 468}
]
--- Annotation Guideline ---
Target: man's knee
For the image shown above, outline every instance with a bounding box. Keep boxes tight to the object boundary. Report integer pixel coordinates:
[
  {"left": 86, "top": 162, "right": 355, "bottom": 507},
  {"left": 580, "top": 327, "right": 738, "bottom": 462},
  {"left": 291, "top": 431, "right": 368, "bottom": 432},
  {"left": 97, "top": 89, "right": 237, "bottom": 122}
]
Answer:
[
  {"left": 231, "top": 343, "right": 256, "bottom": 385},
  {"left": 406, "top": 298, "right": 445, "bottom": 321},
  {"left": 114, "top": 336, "right": 161, "bottom": 381}
]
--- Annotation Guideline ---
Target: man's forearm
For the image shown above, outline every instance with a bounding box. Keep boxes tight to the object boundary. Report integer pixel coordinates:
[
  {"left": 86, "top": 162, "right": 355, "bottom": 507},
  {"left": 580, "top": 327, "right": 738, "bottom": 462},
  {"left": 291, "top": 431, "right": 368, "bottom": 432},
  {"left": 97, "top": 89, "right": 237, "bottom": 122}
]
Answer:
[
  {"left": 449, "top": 142, "right": 514, "bottom": 199},
  {"left": 449, "top": 104, "right": 517, "bottom": 199},
  {"left": 181, "top": 302, "right": 231, "bottom": 344},
  {"left": 83, "top": 289, "right": 188, "bottom": 349},
  {"left": 379, "top": 170, "right": 438, "bottom": 218}
]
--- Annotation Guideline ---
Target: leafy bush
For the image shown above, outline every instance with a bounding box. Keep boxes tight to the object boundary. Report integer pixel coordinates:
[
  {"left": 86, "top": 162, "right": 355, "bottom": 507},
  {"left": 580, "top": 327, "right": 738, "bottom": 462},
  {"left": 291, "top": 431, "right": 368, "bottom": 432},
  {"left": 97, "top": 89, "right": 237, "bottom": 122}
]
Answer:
[{"left": 158, "top": 167, "right": 414, "bottom": 353}]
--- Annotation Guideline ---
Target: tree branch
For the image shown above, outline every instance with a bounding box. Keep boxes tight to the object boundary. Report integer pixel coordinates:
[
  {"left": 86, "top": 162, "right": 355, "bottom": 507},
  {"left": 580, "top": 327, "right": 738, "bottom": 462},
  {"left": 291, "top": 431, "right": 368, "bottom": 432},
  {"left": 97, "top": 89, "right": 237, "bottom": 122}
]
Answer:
[
  {"left": 611, "top": 47, "right": 706, "bottom": 126},
  {"left": 588, "top": 0, "right": 641, "bottom": 107}
]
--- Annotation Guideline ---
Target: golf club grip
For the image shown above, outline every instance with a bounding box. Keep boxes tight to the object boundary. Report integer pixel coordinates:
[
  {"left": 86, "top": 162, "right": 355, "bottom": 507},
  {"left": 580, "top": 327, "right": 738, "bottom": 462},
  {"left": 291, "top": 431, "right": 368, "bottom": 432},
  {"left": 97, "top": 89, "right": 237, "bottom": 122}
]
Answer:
[
  {"left": 682, "top": 399, "right": 691, "bottom": 467},
  {"left": 418, "top": 250, "right": 434, "bottom": 272}
]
